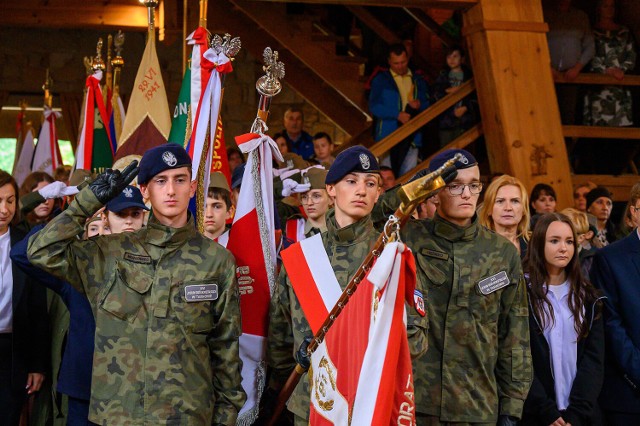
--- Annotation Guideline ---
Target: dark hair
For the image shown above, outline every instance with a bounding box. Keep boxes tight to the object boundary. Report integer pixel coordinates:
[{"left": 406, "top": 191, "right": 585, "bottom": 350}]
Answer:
[
  {"left": 524, "top": 213, "right": 601, "bottom": 339},
  {"left": 20, "top": 171, "right": 55, "bottom": 198},
  {"left": 284, "top": 106, "right": 304, "bottom": 121},
  {"left": 312, "top": 132, "right": 333, "bottom": 144},
  {"left": 207, "top": 187, "right": 232, "bottom": 211},
  {"left": 445, "top": 45, "right": 465, "bottom": 57},
  {"left": 530, "top": 183, "right": 556, "bottom": 207},
  {"left": 388, "top": 43, "right": 407, "bottom": 58},
  {"left": 273, "top": 132, "right": 294, "bottom": 154},
  {"left": 0, "top": 169, "right": 20, "bottom": 226},
  {"left": 379, "top": 165, "right": 396, "bottom": 177}
]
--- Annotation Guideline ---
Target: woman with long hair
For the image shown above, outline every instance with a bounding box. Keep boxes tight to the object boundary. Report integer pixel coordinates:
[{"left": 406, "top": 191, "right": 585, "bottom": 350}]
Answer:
[
  {"left": 521, "top": 213, "right": 605, "bottom": 426},
  {"left": 18, "top": 171, "right": 58, "bottom": 231},
  {"left": 478, "top": 174, "right": 530, "bottom": 258}
]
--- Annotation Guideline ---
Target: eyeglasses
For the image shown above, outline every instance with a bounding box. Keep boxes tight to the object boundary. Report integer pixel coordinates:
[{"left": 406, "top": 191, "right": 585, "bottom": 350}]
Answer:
[{"left": 446, "top": 182, "right": 483, "bottom": 196}]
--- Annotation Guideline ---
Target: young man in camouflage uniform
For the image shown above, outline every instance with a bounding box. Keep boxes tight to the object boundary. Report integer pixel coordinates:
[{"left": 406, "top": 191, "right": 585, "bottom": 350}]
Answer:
[
  {"left": 380, "top": 148, "right": 531, "bottom": 425},
  {"left": 266, "top": 146, "right": 428, "bottom": 425},
  {"left": 28, "top": 144, "right": 245, "bottom": 425}
]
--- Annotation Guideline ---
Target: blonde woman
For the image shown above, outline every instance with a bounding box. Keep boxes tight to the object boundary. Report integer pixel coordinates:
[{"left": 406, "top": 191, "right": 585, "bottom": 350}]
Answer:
[{"left": 479, "top": 174, "right": 531, "bottom": 258}]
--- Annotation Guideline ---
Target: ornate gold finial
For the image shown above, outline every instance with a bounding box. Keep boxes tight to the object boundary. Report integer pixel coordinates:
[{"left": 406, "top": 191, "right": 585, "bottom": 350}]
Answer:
[
  {"left": 111, "top": 30, "right": 125, "bottom": 69},
  {"left": 141, "top": 0, "right": 159, "bottom": 32},
  {"left": 92, "top": 38, "right": 105, "bottom": 71},
  {"left": 42, "top": 68, "right": 53, "bottom": 107},
  {"left": 211, "top": 33, "right": 241, "bottom": 60},
  {"left": 256, "top": 47, "right": 285, "bottom": 98}
]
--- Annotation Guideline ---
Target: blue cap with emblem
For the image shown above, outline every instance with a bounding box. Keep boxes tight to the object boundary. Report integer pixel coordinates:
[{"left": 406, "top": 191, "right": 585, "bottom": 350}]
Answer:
[
  {"left": 325, "top": 146, "right": 380, "bottom": 184},
  {"left": 105, "top": 185, "right": 149, "bottom": 213},
  {"left": 137, "top": 144, "right": 192, "bottom": 185},
  {"left": 429, "top": 148, "right": 477, "bottom": 173}
]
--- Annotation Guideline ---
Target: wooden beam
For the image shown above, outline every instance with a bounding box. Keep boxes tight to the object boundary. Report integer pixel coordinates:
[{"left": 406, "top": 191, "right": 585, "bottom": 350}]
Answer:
[
  {"left": 563, "top": 126, "right": 640, "bottom": 139},
  {"left": 370, "top": 79, "right": 476, "bottom": 157},
  {"left": 0, "top": 2, "right": 148, "bottom": 30},
  {"left": 398, "top": 124, "right": 483, "bottom": 184},
  {"left": 555, "top": 73, "right": 640, "bottom": 86},
  {"left": 403, "top": 8, "right": 459, "bottom": 47},
  {"left": 572, "top": 175, "right": 640, "bottom": 202},
  {"left": 346, "top": 6, "right": 402, "bottom": 45},
  {"left": 249, "top": 0, "right": 477, "bottom": 8}
]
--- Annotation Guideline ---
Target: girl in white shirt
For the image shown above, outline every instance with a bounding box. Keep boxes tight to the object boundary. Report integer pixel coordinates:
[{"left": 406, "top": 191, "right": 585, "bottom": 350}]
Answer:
[{"left": 522, "top": 213, "right": 605, "bottom": 426}]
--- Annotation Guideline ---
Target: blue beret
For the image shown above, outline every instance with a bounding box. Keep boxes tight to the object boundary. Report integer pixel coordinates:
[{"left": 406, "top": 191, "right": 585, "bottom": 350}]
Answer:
[
  {"left": 429, "top": 149, "right": 477, "bottom": 172},
  {"left": 105, "top": 185, "right": 149, "bottom": 213},
  {"left": 138, "top": 144, "right": 192, "bottom": 184},
  {"left": 325, "top": 146, "right": 379, "bottom": 184},
  {"left": 231, "top": 162, "right": 246, "bottom": 190}
]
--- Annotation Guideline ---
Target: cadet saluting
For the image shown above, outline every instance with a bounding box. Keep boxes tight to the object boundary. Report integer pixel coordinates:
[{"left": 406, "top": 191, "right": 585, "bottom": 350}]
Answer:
[{"left": 28, "top": 144, "right": 245, "bottom": 425}]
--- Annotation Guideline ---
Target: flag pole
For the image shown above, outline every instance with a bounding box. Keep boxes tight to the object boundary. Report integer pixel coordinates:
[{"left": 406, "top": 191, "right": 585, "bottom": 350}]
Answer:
[
  {"left": 265, "top": 156, "right": 462, "bottom": 426},
  {"left": 105, "top": 34, "right": 113, "bottom": 106},
  {"left": 42, "top": 69, "right": 53, "bottom": 109},
  {"left": 111, "top": 31, "right": 125, "bottom": 145}
]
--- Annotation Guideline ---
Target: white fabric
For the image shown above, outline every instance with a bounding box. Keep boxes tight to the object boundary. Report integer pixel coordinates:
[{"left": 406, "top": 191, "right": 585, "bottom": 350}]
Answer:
[
  {"left": 281, "top": 178, "right": 310, "bottom": 197},
  {"left": 38, "top": 181, "right": 79, "bottom": 199},
  {"left": 187, "top": 29, "right": 203, "bottom": 133},
  {"left": 12, "top": 129, "right": 35, "bottom": 187},
  {"left": 543, "top": 280, "right": 578, "bottom": 411},
  {"left": 0, "top": 231, "right": 13, "bottom": 333},
  {"left": 75, "top": 71, "right": 103, "bottom": 171},
  {"left": 32, "top": 106, "right": 62, "bottom": 175},
  {"left": 299, "top": 234, "right": 342, "bottom": 312}
]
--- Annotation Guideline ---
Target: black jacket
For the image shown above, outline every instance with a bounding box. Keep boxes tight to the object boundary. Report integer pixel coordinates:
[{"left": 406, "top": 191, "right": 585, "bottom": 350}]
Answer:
[
  {"left": 521, "top": 292, "right": 605, "bottom": 426},
  {"left": 6, "top": 226, "right": 49, "bottom": 394}
]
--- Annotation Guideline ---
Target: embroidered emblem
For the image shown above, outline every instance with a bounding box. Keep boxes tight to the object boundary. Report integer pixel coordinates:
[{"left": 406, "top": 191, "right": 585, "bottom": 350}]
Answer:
[
  {"left": 459, "top": 154, "right": 469, "bottom": 165},
  {"left": 314, "top": 356, "right": 337, "bottom": 411},
  {"left": 359, "top": 153, "right": 370, "bottom": 170},
  {"left": 477, "top": 271, "right": 510, "bottom": 295},
  {"left": 414, "top": 289, "right": 426, "bottom": 317},
  {"left": 184, "top": 284, "right": 218, "bottom": 302},
  {"left": 123, "top": 252, "right": 152, "bottom": 264},
  {"left": 162, "top": 151, "right": 177, "bottom": 166},
  {"left": 123, "top": 187, "right": 133, "bottom": 198}
]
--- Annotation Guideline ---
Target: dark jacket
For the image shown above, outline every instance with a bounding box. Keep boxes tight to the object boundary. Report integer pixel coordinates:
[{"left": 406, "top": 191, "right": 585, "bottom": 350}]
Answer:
[
  {"left": 11, "top": 225, "right": 95, "bottom": 400},
  {"left": 7, "top": 226, "right": 49, "bottom": 394},
  {"left": 590, "top": 232, "right": 640, "bottom": 413},
  {"left": 433, "top": 65, "right": 477, "bottom": 130},
  {"left": 522, "top": 291, "right": 605, "bottom": 426}
]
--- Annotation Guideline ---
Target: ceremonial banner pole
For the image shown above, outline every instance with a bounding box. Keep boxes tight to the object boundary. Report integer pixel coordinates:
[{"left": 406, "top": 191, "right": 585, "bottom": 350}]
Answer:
[
  {"left": 110, "top": 31, "right": 126, "bottom": 145},
  {"left": 266, "top": 155, "right": 462, "bottom": 426}
]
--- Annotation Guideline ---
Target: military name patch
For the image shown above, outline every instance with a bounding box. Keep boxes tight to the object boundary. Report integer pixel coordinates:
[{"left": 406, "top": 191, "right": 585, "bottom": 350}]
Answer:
[
  {"left": 414, "top": 289, "right": 426, "bottom": 317},
  {"left": 421, "top": 248, "right": 449, "bottom": 261},
  {"left": 123, "top": 252, "right": 152, "bottom": 264},
  {"left": 477, "top": 271, "right": 510, "bottom": 295},
  {"left": 184, "top": 284, "right": 218, "bottom": 302}
]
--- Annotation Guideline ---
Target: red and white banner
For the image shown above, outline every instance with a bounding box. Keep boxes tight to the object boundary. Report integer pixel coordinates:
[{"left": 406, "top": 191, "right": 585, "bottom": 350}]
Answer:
[
  {"left": 226, "top": 132, "right": 283, "bottom": 424},
  {"left": 13, "top": 128, "right": 35, "bottom": 187},
  {"left": 285, "top": 218, "right": 306, "bottom": 244},
  {"left": 32, "top": 106, "right": 63, "bottom": 175},
  {"left": 281, "top": 238, "right": 417, "bottom": 425}
]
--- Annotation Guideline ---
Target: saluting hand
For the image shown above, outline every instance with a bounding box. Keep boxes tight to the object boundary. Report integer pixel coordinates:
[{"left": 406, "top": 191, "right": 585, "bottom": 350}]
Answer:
[{"left": 89, "top": 160, "right": 139, "bottom": 204}]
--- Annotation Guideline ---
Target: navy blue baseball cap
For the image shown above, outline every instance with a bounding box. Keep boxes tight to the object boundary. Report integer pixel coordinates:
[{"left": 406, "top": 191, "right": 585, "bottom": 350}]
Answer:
[
  {"left": 429, "top": 149, "right": 477, "bottom": 172},
  {"left": 325, "top": 146, "right": 380, "bottom": 184},
  {"left": 138, "top": 144, "right": 192, "bottom": 184},
  {"left": 105, "top": 185, "right": 149, "bottom": 213},
  {"left": 231, "top": 162, "right": 246, "bottom": 190}
]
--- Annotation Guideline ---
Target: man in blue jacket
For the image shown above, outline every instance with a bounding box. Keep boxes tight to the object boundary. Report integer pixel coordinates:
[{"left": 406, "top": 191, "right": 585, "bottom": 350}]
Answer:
[
  {"left": 590, "top": 183, "right": 640, "bottom": 425},
  {"left": 369, "top": 43, "right": 429, "bottom": 178}
]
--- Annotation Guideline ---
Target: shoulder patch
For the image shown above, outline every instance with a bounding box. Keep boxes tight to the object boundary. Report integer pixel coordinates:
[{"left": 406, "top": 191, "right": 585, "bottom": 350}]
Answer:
[
  {"left": 123, "top": 252, "right": 152, "bottom": 265},
  {"left": 420, "top": 248, "right": 449, "bottom": 261},
  {"left": 414, "top": 289, "right": 426, "bottom": 317}
]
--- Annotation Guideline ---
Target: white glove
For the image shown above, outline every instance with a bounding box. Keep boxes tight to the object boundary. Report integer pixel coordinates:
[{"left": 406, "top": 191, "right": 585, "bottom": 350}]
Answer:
[
  {"left": 282, "top": 179, "right": 311, "bottom": 197},
  {"left": 38, "top": 181, "right": 79, "bottom": 199}
]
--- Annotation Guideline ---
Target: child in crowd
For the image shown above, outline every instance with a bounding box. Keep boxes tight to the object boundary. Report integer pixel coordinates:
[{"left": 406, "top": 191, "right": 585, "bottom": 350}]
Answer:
[
  {"left": 203, "top": 172, "right": 233, "bottom": 243},
  {"left": 312, "top": 132, "right": 335, "bottom": 166},
  {"left": 434, "top": 46, "right": 476, "bottom": 146},
  {"left": 102, "top": 185, "right": 148, "bottom": 234},
  {"left": 522, "top": 213, "right": 605, "bottom": 426}
]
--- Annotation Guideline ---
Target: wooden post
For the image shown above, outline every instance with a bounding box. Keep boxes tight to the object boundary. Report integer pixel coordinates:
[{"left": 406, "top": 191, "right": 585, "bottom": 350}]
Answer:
[{"left": 463, "top": 0, "right": 573, "bottom": 208}]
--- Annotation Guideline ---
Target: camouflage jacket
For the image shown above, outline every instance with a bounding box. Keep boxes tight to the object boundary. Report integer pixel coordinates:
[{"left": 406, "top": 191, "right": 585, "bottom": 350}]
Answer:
[
  {"left": 27, "top": 188, "right": 246, "bottom": 425},
  {"left": 403, "top": 214, "right": 532, "bottom": 422},
  {"left": 267, "top": 210, "right": 428, "bottom": 419}
]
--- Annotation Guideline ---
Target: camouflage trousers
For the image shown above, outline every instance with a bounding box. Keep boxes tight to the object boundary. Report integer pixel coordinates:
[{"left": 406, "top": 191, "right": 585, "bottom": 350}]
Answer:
[{"left": 416, "top": 414, "right": 494, "bottom": 426}]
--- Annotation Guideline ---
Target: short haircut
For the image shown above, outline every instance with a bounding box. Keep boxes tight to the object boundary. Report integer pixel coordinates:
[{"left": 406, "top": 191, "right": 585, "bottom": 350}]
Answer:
[
  {"left": 54, "top": 165, "right": 72, "bottom": 182},
  {"left": 629, "top": 182, "right": 640, "bottom": 206},
  {"left": 207, "top": 187, "right": 232, "bottom": 211},
  {"left": 313, "top": 132, "right": 333, "bottom": 144},
  {"left": 0, "top": 169, "right": 20, "bottom": 225},
  {"left": 561, "top": 207, "right": 590, "bottom": 235},
  {"left": 285, "top": 106, "right": 304, "bottom": 121},
  {"left": 530, "top": 183, "right": 556, "bottom": 204},
  {"left": 388, "top": 43, "right": 407, "bottom": 58},
  {"left": 446, "top": 45, "right": 465, "bottom": 57},
  {"left": 20, "top": 171, "right": 55, "bottom": 198},
  {"left": 379, "top": 165, "right": 396, "bottom": 178}
]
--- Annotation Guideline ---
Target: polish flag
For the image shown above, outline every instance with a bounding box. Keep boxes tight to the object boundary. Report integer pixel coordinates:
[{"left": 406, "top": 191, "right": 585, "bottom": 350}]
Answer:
[{"left": 282, "top": 237, "right": 417, "bottom": 425}]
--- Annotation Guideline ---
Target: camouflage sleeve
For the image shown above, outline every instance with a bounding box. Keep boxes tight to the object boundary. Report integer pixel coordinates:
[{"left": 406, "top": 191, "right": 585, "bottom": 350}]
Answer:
[
  {"left": 371, "top": 186, "right": 401, "bottom": 231},
  {"left": 266, "top": 266, "right": 296, "bottom": 390},
  {"left": 495, "top": 250, "right": 532, "bottom": 419},
  {"left": 210, "top": 254, "right": 246, "bottom": 425},
  {"left": 27, "top": 187, "right": 103, "bottom": 296},
  {"left": 407, "top": 250, "right": 428, "bottom": 358}
]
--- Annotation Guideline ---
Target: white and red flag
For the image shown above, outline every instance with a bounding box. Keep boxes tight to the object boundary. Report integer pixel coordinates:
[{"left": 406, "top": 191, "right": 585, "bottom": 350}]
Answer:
[
  {"left": 281, "top": 237, "right": 417, "bottom": 425},
  {"left": 32, "top": 106, "right": 63, "bottom": 175},
  {"left": 225, "top": 132, "right": 283, "bottom": 424},
  {"left": 13, "top": 127, "right": 35, "bottom": 187}
]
